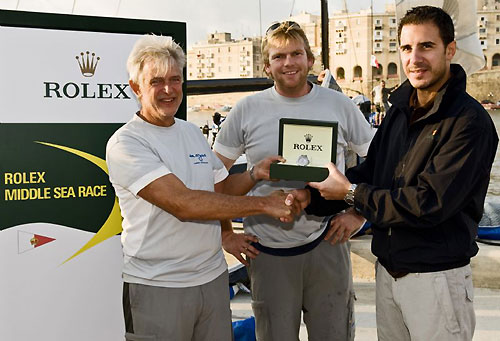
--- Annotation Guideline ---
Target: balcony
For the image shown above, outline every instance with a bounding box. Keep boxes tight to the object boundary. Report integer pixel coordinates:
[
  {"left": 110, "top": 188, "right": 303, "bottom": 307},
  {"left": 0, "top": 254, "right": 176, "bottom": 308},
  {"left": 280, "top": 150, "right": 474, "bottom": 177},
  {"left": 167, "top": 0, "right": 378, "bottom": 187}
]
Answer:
[{"left": 478, "top": 19, "right": 488, "bottom": 28}]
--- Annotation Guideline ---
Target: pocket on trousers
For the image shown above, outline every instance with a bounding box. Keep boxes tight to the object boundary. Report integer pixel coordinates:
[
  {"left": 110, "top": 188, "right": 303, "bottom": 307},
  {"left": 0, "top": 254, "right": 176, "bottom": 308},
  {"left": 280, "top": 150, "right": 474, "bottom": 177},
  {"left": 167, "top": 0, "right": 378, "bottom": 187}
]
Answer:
[
  {"left": 125, "top": 332, "right": 156, "bottom": 341},
  {"left": 433, "top": 275, "right": 461, "bottom": 334},
  {"left": 251, "top": 300, "right": 269, "bottom": 340},
  {"left": 464, "top": 270, "right": 474, "bottom": 303},
  {"left": 347, "top": 291, "right": 356, "bottom": 341}
]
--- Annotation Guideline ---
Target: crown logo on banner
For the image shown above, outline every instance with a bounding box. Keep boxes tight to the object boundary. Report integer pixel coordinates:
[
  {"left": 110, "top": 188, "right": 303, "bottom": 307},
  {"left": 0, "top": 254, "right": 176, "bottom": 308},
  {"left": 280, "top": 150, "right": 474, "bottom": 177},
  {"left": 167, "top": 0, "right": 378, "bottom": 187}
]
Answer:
[
  {"left": 304, "top": 134, "right": 313, "bottom": 143},
  {"left": 75, "top": 51, "right": 100, "bottom": 77}
]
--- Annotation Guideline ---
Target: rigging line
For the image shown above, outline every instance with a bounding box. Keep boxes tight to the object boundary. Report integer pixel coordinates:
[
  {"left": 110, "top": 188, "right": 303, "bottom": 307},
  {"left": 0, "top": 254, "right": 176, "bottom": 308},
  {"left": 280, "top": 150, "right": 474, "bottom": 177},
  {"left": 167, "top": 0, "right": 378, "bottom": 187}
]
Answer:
[
  {"left": 259, "top": 0, "right": 262, "bottom": 38},
  {"left": 115, "top": 0, "right": 122, "bottom": 16},
  {"left": 342, "top": 0, "right": 365, "bottom": 95},
  {"left": 289, "top": 0, "right": 296, "bottom": 17},
  {"left": 15, "top": 0, "right": 20, "bottom": 9},
  {"left": 71, "top": 0, "right": 76, "bottom": 14}
]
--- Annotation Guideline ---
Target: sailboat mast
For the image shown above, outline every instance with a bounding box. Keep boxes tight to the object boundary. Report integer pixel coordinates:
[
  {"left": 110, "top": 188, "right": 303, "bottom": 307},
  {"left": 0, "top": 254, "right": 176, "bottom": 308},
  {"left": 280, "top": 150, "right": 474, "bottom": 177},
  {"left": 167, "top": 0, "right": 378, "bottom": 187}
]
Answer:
[{"left": 321, "top": 0, "right": 329, "bottom": 69}]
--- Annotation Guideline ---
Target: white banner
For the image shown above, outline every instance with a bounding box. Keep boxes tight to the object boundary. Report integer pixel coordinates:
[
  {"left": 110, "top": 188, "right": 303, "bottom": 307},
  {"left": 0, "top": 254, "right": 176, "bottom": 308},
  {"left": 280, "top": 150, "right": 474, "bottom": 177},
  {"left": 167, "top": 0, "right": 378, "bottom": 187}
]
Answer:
[
  {"left": 0, "top": 26, "right": 140, "bottom": 123},
  {"left": 0, "top": 21, "right": 180, "bottom": 341}
]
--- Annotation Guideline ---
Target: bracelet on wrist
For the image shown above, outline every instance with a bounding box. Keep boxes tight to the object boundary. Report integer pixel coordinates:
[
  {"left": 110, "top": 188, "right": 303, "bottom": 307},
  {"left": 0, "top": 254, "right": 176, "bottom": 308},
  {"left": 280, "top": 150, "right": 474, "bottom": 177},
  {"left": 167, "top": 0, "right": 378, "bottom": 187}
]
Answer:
[{"left": 249, "top": 165, "right": 260, "bottom": 182}]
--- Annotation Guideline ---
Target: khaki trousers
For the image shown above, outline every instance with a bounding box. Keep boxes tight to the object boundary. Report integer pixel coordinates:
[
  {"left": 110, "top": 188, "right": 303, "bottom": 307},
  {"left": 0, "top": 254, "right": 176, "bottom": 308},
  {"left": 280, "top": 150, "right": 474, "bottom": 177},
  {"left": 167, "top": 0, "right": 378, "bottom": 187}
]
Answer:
[
  {"left": 376, "top": 262, "right": 475, "bottom": 341},
  {"left": 249, "top": 241, "right": 355, "bottom": 341},
  {"left": 123, "top": 271, "right": 232, "bottom": 341}
]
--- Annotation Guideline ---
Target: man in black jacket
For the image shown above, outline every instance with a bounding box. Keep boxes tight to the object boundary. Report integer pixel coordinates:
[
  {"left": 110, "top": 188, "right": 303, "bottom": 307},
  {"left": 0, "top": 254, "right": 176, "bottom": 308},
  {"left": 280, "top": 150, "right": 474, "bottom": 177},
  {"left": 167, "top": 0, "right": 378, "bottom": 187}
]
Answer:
[{"left": 290, "top": 6, "right": 498, "bottom": 340}]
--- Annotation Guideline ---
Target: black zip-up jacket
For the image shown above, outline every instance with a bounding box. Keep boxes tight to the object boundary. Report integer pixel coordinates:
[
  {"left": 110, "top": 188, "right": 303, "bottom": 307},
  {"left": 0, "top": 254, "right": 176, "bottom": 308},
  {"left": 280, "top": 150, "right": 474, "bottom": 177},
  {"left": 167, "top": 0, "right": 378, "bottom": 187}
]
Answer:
[{"left": 306, "top": 64, "right": 498, "bottom": 273}]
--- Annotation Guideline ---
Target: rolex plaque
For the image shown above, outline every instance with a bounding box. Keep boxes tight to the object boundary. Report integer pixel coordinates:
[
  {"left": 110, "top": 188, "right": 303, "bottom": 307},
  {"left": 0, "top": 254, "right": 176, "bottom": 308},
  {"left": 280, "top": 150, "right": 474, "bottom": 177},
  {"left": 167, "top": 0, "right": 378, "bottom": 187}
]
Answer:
[{"left": 270, "top": 118, "right": 338, "bottom": 182}]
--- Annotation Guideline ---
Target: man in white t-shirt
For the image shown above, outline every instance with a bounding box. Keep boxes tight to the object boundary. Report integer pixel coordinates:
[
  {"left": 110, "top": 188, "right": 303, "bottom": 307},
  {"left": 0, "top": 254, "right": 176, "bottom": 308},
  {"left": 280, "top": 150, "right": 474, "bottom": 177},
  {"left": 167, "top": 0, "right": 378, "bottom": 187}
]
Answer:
[
  {"left": 106, "top": 35, "right": 298, "bottom": 341},
  {"left": 214, "top": 22, "right": 374, "bottom": 340}
]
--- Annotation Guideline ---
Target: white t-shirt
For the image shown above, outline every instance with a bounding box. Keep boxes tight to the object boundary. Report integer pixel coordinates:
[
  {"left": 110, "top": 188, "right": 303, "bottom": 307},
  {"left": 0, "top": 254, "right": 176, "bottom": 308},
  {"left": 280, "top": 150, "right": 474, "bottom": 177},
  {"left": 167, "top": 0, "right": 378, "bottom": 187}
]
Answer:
[
  {"left": 214, "top": 84, "right": 374, "bottom": 248},
  {"left": 372, "top": 85, "right": 383, "bottom": 104},
  {"left": 106, "top": 114, "right": 228, "bottom": 288}
]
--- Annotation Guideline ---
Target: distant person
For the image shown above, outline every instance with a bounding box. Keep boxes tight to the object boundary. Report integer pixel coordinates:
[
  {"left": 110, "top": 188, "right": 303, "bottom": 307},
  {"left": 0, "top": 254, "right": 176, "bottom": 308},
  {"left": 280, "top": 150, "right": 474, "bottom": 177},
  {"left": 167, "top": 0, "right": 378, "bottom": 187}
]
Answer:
[
  {"left": 106, "top": 34, "right": 298, "bottom": 341},
  {"left": 201, "top": 122, "right": 210, "bottom": 140},
  {"left": 371, "top": 80, "right": 394, "bottom": 114},
  {"left": 214, "top": 21, "right": 374, "bottom": 340},
  {"left": 291, "top": 6, "right": 498, "bottom": 340},
  {"left": 211, "top": 111, "right": 225, "bottom": 146}
]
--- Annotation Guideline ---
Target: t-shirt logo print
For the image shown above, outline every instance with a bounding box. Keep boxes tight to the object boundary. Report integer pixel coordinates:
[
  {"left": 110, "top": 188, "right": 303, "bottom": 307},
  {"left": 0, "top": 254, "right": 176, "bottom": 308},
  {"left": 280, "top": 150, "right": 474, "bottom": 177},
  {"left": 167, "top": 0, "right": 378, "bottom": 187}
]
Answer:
[{"left": 189, "top": 153, "right": 208, "bottom": 165}]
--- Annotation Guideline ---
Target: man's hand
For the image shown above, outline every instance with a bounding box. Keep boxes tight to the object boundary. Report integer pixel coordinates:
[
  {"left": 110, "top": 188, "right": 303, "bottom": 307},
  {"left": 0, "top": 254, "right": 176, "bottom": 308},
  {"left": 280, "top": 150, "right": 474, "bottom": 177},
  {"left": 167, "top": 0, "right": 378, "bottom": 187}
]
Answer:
[
  {"left": 222, "top": 230, "right": 259, "bottom": 266},
  {"left": 285, "top": 188, "right": 311, "bottom": 212},
  {"left": 308, "top": 163, "right": 351, "bottom": 200},
  {"left": 265, "top": 190, "right": 302, "bottom": 223},
  {"left": 252, "top": 155, "right": 285, "bottom": 182},
  {"left": 325, "top": 208, "right": 366, "bottom": 244},
  {"left": 317, "top": 70, "right": 327, "bottom": 84}
]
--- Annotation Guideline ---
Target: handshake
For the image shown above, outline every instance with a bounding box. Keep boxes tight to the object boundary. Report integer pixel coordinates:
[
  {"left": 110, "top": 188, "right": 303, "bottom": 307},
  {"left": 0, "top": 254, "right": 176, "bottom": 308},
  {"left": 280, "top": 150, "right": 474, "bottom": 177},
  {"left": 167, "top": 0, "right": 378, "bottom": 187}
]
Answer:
[
  {"left": 262, "top": 188, "right": 311, "bottom": 223},
  {"left": 259, "top": 161, "right": 365, "bottom": 244},
  {"left": 259, "top": 158, "right": 354, "bottom": 223}
]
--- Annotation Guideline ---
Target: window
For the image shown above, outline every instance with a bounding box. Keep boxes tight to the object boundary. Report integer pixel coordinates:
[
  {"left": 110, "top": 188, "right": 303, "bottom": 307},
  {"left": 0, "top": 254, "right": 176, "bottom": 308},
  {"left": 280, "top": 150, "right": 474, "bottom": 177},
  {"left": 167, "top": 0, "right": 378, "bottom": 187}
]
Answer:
[
  {"left": 497, "top": 39, "right": 500, "bottom": 45},
  {"left": 493, "top": 53, "right": 500, "bottom": 67},
  {"left": 388, "top": 62, "right": 398, "bottom": 78},
  {"left": 336, "top": 67, "right": 345, "bottom": 80},
  {"left": 228, "top": 66, "right": 232, "bottom": 71},
  {"left": 218, "top": 48, "right": 220, "bottom": 53},
  {"left": 228, "top": 47, "right": 231, "bottom": 52},
  {"left": 372, "top": 64, "right": 383, "bottom": 78},
  {"left": 356, "top": 42, "right": 360, "bottom": 48},
  {"left": 353, "top": 65, "right": 362, "bottom": 79},
  {"left": 497, "top": 27, "right": 500, "bottom": 33}
]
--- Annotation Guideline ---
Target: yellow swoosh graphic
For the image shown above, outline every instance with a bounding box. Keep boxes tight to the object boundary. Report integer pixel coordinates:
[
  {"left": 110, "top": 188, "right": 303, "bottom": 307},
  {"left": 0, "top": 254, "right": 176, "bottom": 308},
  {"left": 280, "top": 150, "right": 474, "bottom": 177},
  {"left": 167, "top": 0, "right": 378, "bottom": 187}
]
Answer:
[{"left": 35, "top": 141, "right": 122, "bottom": 264}]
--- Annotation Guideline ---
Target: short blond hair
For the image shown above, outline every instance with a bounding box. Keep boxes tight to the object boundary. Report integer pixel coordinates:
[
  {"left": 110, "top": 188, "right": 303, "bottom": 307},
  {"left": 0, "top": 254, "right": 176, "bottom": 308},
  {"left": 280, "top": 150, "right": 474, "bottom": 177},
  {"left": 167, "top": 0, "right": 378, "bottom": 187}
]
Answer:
[
  {"left": 127, "top": 34, "right": 186, "bottom": 84},
  {"left": 261, "top": 22, "right": 314, "bottom": 77}
]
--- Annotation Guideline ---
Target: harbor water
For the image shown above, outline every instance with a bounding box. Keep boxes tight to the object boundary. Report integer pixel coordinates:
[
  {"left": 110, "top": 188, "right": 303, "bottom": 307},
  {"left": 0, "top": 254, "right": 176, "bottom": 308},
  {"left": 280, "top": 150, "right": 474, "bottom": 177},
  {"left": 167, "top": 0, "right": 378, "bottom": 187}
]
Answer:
[{"left": 487, "top": 109, "right": 500, "bottom": 197}]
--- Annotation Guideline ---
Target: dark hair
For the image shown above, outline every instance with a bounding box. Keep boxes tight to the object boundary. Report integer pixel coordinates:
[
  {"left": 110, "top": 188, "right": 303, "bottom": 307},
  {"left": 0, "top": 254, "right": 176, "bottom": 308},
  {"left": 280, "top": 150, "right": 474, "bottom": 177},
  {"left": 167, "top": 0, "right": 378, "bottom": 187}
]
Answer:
[{"left": 397, "top": 6, "right": 455, "bottom": 46}]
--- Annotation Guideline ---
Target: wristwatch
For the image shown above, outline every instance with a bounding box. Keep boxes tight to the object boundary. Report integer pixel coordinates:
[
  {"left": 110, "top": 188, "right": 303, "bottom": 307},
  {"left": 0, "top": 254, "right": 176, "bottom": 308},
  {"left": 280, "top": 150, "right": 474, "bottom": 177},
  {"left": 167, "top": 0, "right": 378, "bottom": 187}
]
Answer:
[
  {"left": 344, "top": 184, "right": 357, "bottom": 206},
  {"left": 249, "top": 165, "right": 259, "bottom": 182}
]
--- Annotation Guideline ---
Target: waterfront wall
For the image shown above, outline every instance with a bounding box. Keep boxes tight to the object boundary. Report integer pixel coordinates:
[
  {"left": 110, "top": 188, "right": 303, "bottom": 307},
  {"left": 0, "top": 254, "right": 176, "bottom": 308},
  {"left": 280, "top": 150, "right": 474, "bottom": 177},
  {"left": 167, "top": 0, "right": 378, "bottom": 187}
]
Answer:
[
  {"left": 468, "top": 69, "right": 500, "bottom": 102},
  {"left": 338, "top": 69, "right": 500, "bottom": 102}
]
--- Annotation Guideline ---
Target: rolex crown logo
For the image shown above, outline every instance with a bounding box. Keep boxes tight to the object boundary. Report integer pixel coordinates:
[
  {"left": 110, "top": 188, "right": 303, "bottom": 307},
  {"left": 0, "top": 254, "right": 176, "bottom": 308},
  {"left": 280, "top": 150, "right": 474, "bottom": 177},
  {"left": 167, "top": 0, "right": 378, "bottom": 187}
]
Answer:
[
  {"left": 76, "top": 51, "right": 100, "bottom": 77},
  {"left": 304, "top": 133, "right": 313, "bottom": 143}
]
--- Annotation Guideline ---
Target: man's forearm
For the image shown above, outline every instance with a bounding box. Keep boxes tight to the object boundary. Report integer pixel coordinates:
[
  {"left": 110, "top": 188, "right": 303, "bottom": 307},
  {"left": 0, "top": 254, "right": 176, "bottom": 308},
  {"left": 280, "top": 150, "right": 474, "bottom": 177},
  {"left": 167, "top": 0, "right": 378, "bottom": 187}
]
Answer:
[
  {"left": 220, "top": 170, "right": 257, "bottom": 196},
  {"left": 169, "top": 190, "right": 279, "bottom": 220}
]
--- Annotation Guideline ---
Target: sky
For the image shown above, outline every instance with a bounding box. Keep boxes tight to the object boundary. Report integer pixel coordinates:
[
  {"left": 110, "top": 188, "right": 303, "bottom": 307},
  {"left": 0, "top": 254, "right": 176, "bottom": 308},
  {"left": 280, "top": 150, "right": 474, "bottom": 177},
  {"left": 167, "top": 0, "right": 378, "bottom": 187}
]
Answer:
[{"left": 0, "top": 0, "right": 391, "bottom": 46}]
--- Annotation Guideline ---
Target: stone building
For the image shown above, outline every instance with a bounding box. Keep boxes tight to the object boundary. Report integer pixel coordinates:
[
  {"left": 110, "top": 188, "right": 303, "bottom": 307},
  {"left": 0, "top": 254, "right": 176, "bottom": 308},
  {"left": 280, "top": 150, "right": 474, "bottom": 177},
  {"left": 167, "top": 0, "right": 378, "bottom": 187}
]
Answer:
[
  {"left": 187, "top": 32, "right": 264, "bottom": 80},
  {"left": 187, "top": 1, "right": 500, "bottom": 100}
]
